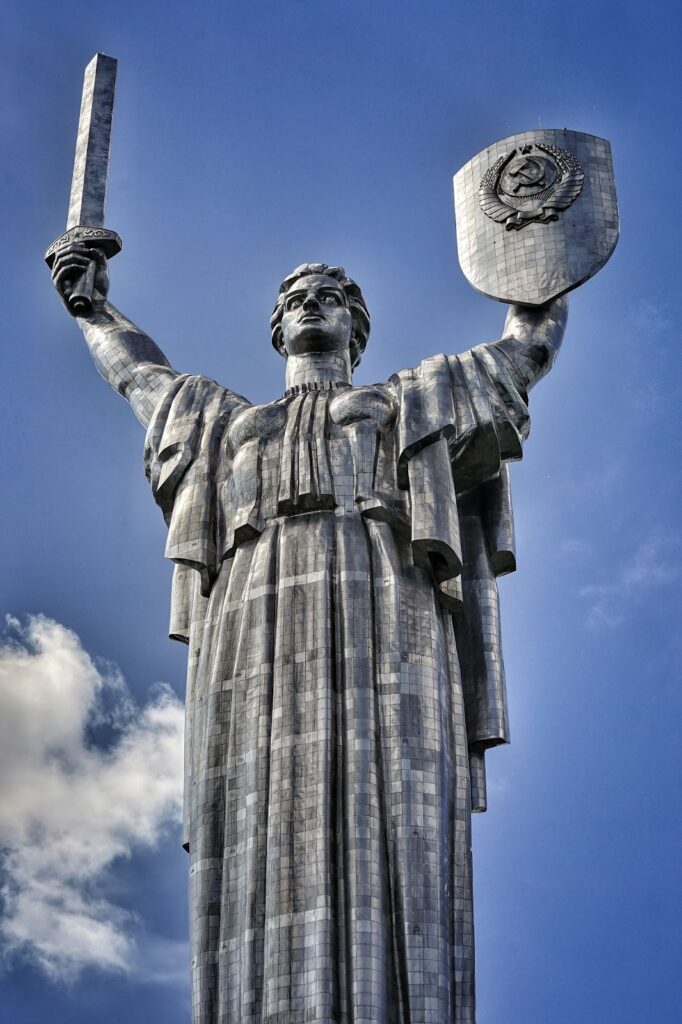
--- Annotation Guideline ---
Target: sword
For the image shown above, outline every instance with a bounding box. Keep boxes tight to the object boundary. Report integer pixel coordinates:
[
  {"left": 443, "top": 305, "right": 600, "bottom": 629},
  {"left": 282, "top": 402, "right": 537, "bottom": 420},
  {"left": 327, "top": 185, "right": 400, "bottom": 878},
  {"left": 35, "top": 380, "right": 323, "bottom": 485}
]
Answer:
[{"left": 44, "top": 53, "right": 122, "bottom": 316}]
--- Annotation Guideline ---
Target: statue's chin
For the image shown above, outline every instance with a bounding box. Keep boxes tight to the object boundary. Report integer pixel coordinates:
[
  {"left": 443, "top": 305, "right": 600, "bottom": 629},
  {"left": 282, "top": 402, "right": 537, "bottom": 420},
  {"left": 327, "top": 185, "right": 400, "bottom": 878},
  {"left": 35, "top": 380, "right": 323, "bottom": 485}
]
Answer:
[{"left": 285, "top": 329, "right": 350, "bottom": 357}]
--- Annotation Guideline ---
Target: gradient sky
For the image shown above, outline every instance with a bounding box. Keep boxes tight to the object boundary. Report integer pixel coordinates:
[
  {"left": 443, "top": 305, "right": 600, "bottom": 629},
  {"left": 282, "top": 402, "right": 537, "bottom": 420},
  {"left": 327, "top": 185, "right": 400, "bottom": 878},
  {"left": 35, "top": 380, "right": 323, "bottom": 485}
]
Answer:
[{"left": 1, "top": 1, "right": 681, "bottom": 1022}]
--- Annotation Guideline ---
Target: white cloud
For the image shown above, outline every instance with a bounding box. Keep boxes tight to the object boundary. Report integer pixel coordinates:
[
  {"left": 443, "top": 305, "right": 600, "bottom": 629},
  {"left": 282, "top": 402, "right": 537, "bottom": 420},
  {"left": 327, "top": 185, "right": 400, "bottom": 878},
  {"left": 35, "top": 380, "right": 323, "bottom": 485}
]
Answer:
[
  {"left": 580, "top": 533, "right": 681, "bottom": 630},
  {"left": 0, "top": 615, "right": 184, "bottom": 982}
]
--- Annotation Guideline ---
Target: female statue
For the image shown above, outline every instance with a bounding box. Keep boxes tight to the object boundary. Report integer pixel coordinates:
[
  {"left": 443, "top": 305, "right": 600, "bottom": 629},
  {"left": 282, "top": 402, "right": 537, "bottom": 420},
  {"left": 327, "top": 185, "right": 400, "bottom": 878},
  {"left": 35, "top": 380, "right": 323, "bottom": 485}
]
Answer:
[{"left": 50, "top": 244, "right": 567, "bottom": 1024}]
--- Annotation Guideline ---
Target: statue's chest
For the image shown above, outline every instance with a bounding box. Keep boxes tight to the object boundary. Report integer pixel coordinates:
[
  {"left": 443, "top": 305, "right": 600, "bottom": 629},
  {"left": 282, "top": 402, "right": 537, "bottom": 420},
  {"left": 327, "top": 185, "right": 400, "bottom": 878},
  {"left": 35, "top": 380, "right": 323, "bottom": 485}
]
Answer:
[{"left": 220, "top": 385, "right": 402, "bottom": 555}]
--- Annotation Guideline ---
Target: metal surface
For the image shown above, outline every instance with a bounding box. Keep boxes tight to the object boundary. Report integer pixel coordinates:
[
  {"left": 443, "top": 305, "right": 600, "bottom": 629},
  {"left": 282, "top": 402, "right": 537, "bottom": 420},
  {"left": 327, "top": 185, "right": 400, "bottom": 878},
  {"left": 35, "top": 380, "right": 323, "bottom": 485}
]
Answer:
[
  {"left": 454, "top": 129, "right": 618, "bottom": 305},
  {"left": 44, "top": 54, "right": 121, "bottom": 315},
  {"left": 43, "top": 225, "right": 122, "bottom": 267}
]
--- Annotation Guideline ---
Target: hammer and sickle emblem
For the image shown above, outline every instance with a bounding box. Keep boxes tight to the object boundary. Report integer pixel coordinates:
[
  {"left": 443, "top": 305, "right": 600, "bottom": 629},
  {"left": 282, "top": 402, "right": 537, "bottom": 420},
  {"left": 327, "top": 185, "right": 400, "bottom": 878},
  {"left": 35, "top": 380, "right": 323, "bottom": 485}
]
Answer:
[
  {"left": 478, "top": 143, "right": 585, "bottom": 230},
  {"left": 508, "top": 157, "right": 547, "bottom": 192}
]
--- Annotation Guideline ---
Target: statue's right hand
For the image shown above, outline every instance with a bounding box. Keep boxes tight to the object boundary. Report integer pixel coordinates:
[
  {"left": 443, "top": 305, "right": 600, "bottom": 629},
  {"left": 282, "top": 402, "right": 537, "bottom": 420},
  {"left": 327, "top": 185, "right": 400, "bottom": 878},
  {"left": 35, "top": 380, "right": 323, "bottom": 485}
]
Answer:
[{"left": 51, "top": 241, "right": 110, "bottom": 311}]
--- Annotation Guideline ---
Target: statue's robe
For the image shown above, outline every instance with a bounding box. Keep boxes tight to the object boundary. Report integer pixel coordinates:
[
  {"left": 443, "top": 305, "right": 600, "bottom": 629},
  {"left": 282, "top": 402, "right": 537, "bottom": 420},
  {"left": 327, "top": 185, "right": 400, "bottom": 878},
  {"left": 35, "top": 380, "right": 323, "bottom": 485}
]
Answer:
[{"left": 144, "top": 341, "right": 530, "bottom": 1024}]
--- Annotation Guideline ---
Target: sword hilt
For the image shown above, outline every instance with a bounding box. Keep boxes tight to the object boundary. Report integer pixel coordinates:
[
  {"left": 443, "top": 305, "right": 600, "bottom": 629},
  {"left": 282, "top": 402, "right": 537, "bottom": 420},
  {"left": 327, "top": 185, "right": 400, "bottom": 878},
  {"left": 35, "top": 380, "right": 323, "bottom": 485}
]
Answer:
[{"left": 44, "top": 226, "right": 122, "bottom": 317}]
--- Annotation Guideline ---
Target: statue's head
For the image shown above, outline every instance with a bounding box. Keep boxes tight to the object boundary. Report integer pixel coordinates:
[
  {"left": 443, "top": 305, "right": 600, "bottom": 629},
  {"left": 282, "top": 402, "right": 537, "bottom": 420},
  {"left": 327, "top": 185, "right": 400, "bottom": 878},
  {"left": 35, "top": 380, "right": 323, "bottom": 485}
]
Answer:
[{"left": 270, "top": 264, "right": 370, "bottom": 369}]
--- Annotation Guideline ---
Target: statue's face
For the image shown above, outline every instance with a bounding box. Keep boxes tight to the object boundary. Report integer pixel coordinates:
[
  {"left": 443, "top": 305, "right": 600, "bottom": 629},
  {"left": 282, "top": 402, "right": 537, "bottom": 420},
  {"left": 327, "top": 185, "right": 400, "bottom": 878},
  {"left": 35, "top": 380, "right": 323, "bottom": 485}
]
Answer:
[{"left": 279, "top": 274, "right": 353, "bottom": 357}]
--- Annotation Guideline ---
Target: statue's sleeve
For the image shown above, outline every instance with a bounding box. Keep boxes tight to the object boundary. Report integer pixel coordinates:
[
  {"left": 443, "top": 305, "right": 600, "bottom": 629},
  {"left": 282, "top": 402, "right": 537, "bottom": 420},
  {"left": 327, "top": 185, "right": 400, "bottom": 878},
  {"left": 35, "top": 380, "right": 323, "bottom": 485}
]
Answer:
[
  {"left": 391, "top": 347, "right": 534, "bottom": 811},
  {"left": 393, "top": 345, "right": 530, "bottom": 492},
  {"left": 144, "top": 373, "right": 249, "bottom": 620}
]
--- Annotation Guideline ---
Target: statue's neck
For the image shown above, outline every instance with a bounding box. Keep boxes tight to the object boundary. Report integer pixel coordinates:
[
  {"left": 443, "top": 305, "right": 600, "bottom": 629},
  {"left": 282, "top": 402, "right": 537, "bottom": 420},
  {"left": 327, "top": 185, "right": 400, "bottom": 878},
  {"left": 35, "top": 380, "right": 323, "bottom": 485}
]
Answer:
[{"left": 285, "top": 350, "right": 352, "bottom": 391}]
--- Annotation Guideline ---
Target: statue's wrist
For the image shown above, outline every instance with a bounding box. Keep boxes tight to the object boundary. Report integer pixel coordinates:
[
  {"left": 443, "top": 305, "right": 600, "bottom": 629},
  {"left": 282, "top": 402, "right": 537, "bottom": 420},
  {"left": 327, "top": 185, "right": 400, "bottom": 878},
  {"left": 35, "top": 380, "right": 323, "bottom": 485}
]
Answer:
[{"left": 76, "top": 294, "right": 111, "bottom": 326}]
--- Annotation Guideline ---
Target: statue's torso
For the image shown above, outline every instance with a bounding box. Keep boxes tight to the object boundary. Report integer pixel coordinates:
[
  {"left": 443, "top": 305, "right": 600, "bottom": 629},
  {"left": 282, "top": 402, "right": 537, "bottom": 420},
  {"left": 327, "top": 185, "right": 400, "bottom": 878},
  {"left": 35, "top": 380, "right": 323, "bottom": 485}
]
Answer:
[{"left": 222, "top": 383, "right": 409, "bottom": 558}]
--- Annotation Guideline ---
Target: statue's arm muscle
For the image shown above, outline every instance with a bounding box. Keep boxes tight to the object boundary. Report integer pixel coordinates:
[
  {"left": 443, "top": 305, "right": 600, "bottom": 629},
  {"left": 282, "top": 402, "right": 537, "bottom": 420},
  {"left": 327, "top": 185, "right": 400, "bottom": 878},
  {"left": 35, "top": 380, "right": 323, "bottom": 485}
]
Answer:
[
  {"left": 494, "top": 296, "right": 568, "bottom": 391},
  {"left": 79, "top": 300, "right": 178, "bottom": 427}
]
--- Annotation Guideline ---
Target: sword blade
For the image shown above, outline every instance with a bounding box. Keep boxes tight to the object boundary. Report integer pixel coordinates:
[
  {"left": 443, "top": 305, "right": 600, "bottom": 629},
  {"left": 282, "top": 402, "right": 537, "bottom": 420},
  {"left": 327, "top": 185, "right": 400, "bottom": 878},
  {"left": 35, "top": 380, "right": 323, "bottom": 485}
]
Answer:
[{"left": 66, "top": 53, "right": 117, "bottom": 230}]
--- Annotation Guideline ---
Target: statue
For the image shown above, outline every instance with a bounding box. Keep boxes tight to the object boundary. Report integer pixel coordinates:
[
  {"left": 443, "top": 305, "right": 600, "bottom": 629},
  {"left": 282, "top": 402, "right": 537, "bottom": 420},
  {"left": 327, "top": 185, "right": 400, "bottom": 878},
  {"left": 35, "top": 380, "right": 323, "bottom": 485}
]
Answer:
[{"left": 46, "top": 55, "right": 617, "bottom": 1024}]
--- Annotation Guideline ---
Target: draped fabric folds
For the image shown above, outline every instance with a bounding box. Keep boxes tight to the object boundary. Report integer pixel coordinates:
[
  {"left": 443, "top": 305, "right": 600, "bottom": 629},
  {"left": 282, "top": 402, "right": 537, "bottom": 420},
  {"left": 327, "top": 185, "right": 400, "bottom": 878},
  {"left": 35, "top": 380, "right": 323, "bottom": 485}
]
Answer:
[{"left": 144, "top": 341, "right": 531, "bottom": 1024}]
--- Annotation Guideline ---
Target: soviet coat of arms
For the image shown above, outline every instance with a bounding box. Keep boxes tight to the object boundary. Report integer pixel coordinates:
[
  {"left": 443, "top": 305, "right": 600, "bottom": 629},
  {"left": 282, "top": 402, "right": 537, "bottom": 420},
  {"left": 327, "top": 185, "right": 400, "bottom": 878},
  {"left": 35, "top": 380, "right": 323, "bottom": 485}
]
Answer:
[
  {"left": 479, "top": 143, "right": 584, "bottom": 230},
  {"left": 453, "top": 129, "right": 619, "bottom": 305}
]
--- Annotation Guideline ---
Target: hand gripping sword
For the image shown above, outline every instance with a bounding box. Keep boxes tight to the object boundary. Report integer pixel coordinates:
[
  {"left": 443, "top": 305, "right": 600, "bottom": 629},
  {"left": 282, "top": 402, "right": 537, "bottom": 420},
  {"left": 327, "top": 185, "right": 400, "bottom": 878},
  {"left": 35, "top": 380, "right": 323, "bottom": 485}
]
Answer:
[{"left": 44, "top": 53, "right": 122, "bottom": 316}]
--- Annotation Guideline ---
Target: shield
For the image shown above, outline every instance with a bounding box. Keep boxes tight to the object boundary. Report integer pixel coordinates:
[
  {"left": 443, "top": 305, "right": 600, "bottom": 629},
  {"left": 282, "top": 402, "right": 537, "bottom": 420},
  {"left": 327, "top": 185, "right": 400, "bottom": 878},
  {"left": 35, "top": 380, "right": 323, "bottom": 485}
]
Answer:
[{"left": 453, "top": 129, "right": 619, "bottom": 305}]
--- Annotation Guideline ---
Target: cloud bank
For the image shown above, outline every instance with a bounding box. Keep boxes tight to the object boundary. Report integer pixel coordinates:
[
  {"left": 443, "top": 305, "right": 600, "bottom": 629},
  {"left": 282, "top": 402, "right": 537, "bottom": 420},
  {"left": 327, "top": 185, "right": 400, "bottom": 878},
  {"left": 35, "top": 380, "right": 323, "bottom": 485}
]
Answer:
[{"left": 0, "top": 615, "right": 184, "bottom": 981}]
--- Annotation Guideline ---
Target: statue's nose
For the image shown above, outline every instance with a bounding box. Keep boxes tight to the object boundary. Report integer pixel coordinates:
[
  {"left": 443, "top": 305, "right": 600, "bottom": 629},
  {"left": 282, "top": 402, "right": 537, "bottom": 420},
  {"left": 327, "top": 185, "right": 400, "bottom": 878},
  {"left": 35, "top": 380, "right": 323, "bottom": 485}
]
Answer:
[{"left": 302, "top": 294, "right": 320, "bottom": 310}]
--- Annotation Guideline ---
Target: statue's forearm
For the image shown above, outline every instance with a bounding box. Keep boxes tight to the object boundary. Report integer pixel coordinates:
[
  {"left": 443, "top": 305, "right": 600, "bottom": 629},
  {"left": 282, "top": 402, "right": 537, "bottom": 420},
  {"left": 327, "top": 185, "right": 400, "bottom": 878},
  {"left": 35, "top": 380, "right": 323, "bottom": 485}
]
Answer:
[
  {"left": 78, "top": 300, "right": 177, "bottom": 426},
  {"left": 496, "top": 296, "right": 568, "bottom": 391}
]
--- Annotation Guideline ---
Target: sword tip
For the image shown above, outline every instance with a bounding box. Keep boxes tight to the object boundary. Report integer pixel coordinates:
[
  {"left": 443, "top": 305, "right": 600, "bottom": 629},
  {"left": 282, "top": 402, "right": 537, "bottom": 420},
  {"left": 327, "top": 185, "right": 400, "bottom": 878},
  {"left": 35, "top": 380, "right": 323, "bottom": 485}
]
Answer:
[{"left": 86, "top": 52, "right": 118, "bottom": 72}]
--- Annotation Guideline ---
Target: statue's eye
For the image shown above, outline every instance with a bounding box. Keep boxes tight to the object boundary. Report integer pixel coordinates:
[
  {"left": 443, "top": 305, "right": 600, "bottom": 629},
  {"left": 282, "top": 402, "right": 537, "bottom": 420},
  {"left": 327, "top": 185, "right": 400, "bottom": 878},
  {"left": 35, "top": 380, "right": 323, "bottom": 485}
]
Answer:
[
  {"left": 322, "top": 294, "right": 339, "bottom": 305},
  {"left": 287, "top": 296, "right": 303, "bottom": 309}
]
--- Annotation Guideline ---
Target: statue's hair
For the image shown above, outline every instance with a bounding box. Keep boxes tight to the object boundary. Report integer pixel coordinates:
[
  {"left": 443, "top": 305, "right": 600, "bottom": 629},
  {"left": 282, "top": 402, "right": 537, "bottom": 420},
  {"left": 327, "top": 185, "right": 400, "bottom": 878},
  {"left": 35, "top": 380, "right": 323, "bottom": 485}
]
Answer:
[{"left": 270, "top": 263, "right": 370, "bottom": 369}]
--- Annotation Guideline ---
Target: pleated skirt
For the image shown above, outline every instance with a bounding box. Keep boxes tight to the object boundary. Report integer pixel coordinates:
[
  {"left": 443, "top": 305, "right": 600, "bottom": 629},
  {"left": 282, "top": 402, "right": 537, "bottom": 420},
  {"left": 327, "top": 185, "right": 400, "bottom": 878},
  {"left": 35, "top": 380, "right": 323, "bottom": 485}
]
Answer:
[{"left": 187, "top": 511, "right": 474, "bottom": 1023}]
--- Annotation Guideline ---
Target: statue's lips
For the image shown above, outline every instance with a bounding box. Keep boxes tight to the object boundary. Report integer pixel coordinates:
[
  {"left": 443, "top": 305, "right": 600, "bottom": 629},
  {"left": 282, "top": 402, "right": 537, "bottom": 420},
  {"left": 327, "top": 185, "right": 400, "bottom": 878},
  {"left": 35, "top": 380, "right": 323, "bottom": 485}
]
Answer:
[{"left": 299, "top": 314, "right": 324, "bottom": 323}]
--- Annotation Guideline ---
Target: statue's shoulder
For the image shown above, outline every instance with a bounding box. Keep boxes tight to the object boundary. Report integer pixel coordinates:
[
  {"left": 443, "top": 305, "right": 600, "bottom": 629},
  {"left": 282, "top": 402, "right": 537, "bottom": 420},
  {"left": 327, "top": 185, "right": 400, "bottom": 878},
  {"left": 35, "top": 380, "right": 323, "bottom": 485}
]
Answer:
[
  {"left": 389, "top": 353, "right": 454, "bottom": 392},
  {"left": 173, "top": 373, "right": 252, "bottom": 413}
]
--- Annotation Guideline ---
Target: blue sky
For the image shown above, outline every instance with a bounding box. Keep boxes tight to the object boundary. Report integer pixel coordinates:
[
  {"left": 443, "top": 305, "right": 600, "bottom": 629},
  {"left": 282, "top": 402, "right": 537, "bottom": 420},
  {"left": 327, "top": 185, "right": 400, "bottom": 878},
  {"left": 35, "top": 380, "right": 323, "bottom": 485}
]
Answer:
[{"left": 1, "top": 1, "right": 681, "bottom": 1021}]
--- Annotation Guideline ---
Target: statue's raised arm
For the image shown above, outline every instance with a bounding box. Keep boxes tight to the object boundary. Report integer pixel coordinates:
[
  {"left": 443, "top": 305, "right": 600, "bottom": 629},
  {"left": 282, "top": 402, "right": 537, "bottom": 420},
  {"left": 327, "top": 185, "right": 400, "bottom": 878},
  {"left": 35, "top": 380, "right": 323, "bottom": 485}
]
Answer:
[
  {"left": 50, "top": 242, "right": 177, "bottom": 427},
  {"left": 44, "top": 53, "right": 181, "bottom": 428},
  {"left": 495, "top": 295, "right": 568, "bottom": 391}
]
